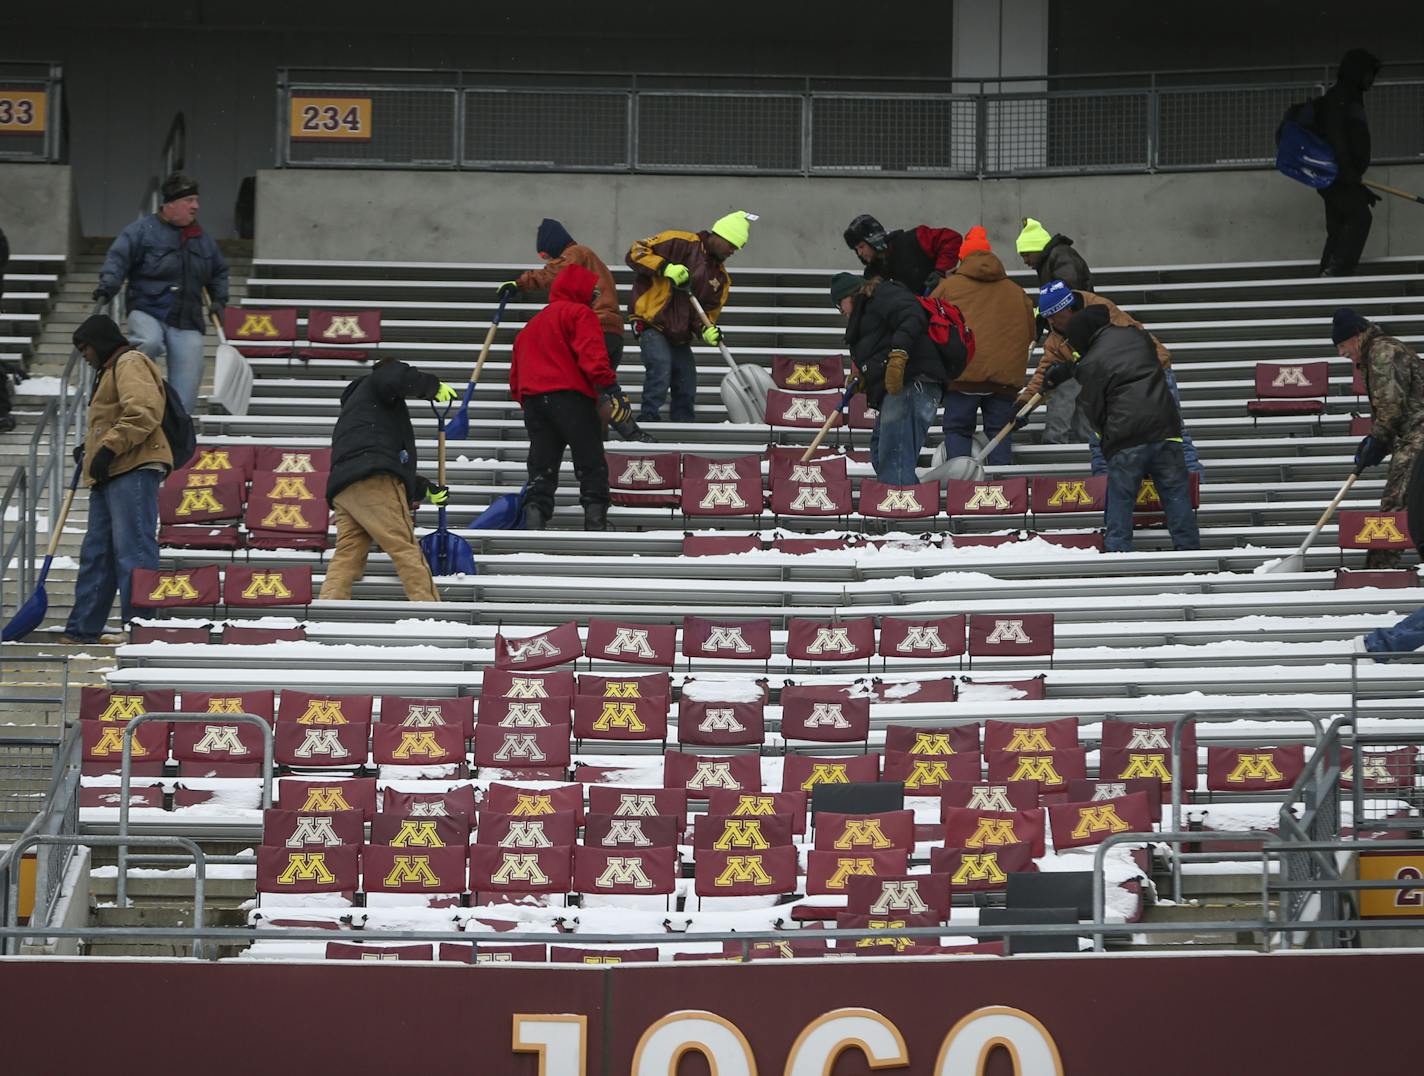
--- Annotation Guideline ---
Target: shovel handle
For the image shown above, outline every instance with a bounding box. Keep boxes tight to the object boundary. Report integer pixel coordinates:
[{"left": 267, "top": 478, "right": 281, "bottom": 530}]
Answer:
[
  {"left": 974, "top": 393, "right": 1042, "bottom": 465},
  {"left": 1363, "top": 179, "right": 1424, "bottom": 205},
  {"left": 45, "top": 463, "right": 84, "bottom": 559},
  {"left": 431, "top": 402, "right": 452, "bottom": 485},
  {"left": 1295, "top": 471, "right": 1359, "bottom": 557},
  {"left": 800, "top": 378, "right": 861, "bottom": 463},
  {"left": 469, "top": 288, "right": 515, "bottom": 385}
]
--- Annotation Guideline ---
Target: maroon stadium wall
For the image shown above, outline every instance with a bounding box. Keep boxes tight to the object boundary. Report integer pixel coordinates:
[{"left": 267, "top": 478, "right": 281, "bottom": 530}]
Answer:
[{"left": 4, "top": 950, "right": 1422, "bottom": 1073}]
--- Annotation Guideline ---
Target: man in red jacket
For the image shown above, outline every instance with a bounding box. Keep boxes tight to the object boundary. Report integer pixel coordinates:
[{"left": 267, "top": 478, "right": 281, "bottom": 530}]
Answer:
[{"left": 510, "top": 263, "right": 634, "bottom": 530}]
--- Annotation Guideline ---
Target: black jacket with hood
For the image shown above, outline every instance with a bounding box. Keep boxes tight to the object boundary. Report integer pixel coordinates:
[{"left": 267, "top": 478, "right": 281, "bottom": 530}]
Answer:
[
  {"left": 326, "top": 360, "right": 441, "bottom": 505},
  {"left": 845, "top": 279, "right": 962, "bottom": 410},
  {"left": 1316, "top": 49, "right": 1381, "bottom": 186},
  {"left": 1035, "top": 234, "right": 1093, "bottom": 291},
  {"left": 1065, "top": 305, "right": 1180, "bottom": 459}
]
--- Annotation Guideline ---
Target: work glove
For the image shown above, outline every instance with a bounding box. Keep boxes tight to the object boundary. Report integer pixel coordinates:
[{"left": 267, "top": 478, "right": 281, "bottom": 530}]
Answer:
[
  {"left": 1044, "top": 361, "right": 1076, "bottom": 390},
  {"left": 89, "top": 446, "right": 115, "bottom": 484},
  {"left": 1364, "top": 187, "right": 1381, "bottom": 207},
  {"left": 497, "top": 281, "right": 519, "bottom": 300},
  {"left": 662, "top": 263, "right": 690, "bottom": 287},
  {"left": 73, "top": 442, "right": 86, "bottom": 466},
  {"left": 434, "top": 382, "right": 459, "bottom": 403},
  {"left": 599, "top": 385, "right": 634, "bottom": 426},
  {"left": 884, "top": 349, "right": 909, "bottom": 396},
  {"left": 1354, "top": 434, "right": 1388, "bottom": 471},
  {"left": 210, "top": 303, "right": 225, "bottom": 321},
  {"left": 91, "top": 286, "right": 114, "bottom": 304},
  {"left": 700, "top": 324, "right": 723, "bottom": 347},
  {"left": 426, "top": 484, "right": 450, "bottom": 506}
]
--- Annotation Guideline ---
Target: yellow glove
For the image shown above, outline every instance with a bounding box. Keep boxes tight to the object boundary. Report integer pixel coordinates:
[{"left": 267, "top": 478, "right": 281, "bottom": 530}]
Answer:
[
  {"left": 426, "top": 484, "right": 450, "bottom": 506},
  {"left": 434, "top": 382, "right": 459, "bottom": 402},
  {"left": 885, "top": 349, "right": 908, "bottom": 395},
  {"left": 663, "top": 263, "right": 690, "bottom": 287},
  {"left": 701, "top": 324, "right": 722, "bottom": 347}
]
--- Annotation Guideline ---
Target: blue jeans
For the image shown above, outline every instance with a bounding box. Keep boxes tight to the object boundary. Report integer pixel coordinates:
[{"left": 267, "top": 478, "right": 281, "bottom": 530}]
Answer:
[
  {"left": 942, "top": 391, "right": 1017, "bottom": 466},
  {"left": 1089, "top": 370, "right": 1203, "bottom": 477},
  {"left": 128, "top": 309, "right": 204, "bottom": 413},
  {"left": 1104, "top": 441, "right": 1200, "bottom": 552},
  {"left": 871, "top": 381, "right": 944, "bottom": 485},
  {"left": 1363, "top": 607, "right": 1424, "bottom": 660},
  {"left": 65, "top": 467, "right": 162, "bottom": 638},
  {"left": 637, "top": 327, "right": 697, "bottom": 422}
]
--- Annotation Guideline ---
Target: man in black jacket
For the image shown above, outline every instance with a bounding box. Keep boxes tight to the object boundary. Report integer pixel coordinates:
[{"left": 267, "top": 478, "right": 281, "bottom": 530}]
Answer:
[
  {"left": 1316, "top": 49, "right": 1382, "bottom": 276},
  {"left": 831, "top": 272, "right": 966, "bottom": 485},
  {"left": 1046, "top": 305, "right": 1199, "bottom": 553},
  {"left": 321, "top": 357, "right": 457, "bottom": 601},
  {"left": 843, "top": 215, "right": 962, "bottom": 296}
]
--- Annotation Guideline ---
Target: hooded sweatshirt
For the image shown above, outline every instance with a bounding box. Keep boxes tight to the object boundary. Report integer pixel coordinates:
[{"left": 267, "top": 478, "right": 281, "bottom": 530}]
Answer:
[
  {"left": 510, "top": 262, "right": 617, "bottom": 403},
  {"left": 514, "top": 219, "right": 624, "bottom": 335},
  {"left": 1317, "top": 49, "right": 1381, "bottom": 185},
  {"left": 933, "top": 250, "right": 1036, "bottom": 395}
]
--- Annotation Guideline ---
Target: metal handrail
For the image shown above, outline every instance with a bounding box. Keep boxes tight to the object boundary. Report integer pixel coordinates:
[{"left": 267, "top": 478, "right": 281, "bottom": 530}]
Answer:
[
  {"left": 4, "top": 834, "right": 206, "bottom": 958},
  {"left": 0, "top": 721, "right": 80, "bottom": 933},
  {"left": 1169, "top": 708, "right": 1325, "bottom": 902},
  {"left": 116, "top": 712, "right": 273, "bottom": 907},
  {"left": 0, "top": 466, "right": 30, "bottom": 624},
  {"left": 141, "top": 112, "right": 187, "bottom": 218}
]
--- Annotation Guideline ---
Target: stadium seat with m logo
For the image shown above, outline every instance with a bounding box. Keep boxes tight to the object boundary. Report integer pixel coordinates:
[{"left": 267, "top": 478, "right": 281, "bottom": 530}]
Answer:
[{"left": 1246, "top": 361, "right": 1327, "bottom": 429}]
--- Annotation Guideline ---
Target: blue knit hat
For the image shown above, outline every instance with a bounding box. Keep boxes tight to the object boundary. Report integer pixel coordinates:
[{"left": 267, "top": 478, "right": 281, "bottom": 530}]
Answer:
[
  {"left": 1331, "top": 307, "right": 1369, "bottom": 345},
  {"left": 1037, "top": 279, "right": 1075, "bottom": 318},
  {"left": 535, "top": 218, "right": 575, "bottom": 258}
]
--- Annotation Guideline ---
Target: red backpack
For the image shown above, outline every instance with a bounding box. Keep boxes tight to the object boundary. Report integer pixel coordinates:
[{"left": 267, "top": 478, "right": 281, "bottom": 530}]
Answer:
[{"left": 916, "top": 295, "right": 974, "bottom": 380}]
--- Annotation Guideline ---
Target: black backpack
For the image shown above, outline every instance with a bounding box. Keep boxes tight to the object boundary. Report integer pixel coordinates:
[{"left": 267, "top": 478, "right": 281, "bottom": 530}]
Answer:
[{"left": 160, "top": 380, "right": 196, "bottom": 470}]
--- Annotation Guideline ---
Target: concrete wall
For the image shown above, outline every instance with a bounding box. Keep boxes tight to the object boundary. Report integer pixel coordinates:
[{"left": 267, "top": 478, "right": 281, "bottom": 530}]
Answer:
[
  {"left": 255, "top": 165, "right": 1424, "bottom": 269},
  {"left": 0, "top": 164, "right": 80, "bottom": 256}
]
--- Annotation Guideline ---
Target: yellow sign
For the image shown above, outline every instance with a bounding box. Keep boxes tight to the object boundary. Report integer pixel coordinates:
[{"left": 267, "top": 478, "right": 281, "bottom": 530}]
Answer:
[
  {"left": 1359, "top": 853, "right": 1424, "bottom": 917},
  {"left": 0, "top": 91, "right": 46, "bottom": 135},
  {"left": 290, "top": 96, "right": 372, "bottom": 142}
]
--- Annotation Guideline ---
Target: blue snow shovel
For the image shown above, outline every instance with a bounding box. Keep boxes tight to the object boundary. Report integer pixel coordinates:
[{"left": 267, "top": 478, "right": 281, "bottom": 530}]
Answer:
[
  {"left": 470, "top": 483, "right": 528, "bottom": 530},
  {"left": 445, "top": 285, "right": 514, "bottom": 440},
  {"left": 419, "top": 403, "right": 477, "bottom": 577},
  {"left": 3, "top": 461, "right": 83, "bottom": 642}
]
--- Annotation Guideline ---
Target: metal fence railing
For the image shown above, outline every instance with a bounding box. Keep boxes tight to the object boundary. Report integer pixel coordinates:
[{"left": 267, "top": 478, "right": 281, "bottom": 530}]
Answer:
[
  {"left": 0, "top": 60, "right": 64, "bottom": 164},
  {"left": 276, "top": 63, "right": 1424, "bottom": 178}
]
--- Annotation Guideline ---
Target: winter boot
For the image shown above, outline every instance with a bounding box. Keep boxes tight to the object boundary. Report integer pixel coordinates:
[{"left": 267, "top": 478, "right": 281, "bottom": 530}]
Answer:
[
  {"left": 583, "top": 504, "right": 611, "bottom": 531},
  {"left": 525, "top": 504, "right": 549, "bottom": 530}
]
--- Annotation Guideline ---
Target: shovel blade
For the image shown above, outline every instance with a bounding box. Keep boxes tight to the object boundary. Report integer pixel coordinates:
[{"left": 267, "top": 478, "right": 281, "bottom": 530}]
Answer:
[
  {"left": 943, "top": 456, "right": 988, "bottom": 483},
  {"left": 1265, "top": 553, "right": 1306, "bottom": 575},
  {"left": 419, "top": 529, "right": 477, "bottom": 577},
  {"left": 1, "top": 586, "right": 49, "bottom": 642},
  {"left": 211, "top": 343, "right": 253, "bottom": 416},
  {"left": 445, "top": 406, "right": 470, "bottom": 441}
]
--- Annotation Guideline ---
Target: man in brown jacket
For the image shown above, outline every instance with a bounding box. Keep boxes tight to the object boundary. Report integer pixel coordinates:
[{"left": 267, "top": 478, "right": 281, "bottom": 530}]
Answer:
[
  {"left": 934, "top": 227, "right": 1036, "bottom": 465},
  {"left": 1024, "top": 280, "right": 1202, "bottom": 476},
  {"left": 504, "top": 219, "right": 626, "bottom": 366},
  {"left": 60, "top": 314, "right": 172, "bottom": 643}
]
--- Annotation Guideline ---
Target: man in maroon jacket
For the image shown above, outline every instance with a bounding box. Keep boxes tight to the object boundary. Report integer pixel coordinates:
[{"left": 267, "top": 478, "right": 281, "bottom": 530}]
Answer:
[{"left": 510, "top": 263, "right": 633, "bottom": 530}]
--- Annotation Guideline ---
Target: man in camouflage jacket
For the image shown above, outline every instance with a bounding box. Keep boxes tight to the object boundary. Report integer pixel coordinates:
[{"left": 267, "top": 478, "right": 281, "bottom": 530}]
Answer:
[{"left": 1334, "top": 308, "right": 1424, "bottom": 567}]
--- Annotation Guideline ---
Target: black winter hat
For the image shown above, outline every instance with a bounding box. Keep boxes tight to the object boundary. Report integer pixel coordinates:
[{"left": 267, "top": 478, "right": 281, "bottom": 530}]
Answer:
[
  {"left": 1063, "top": 303, "right": 1111, "bottom": 355},
  {"left": 536, "top": 218, "right": 574, "bottom": 257},
  {"left": 161, "top": 172, "right": 199, "bottom": 203},
  {"left": 844, "top": 214, "right": 888, "bottom": 252},
  {"left": 72, "top": 314, "right": 130, "bottom": 360},
  {"left": 1332, "top": 307, "right": 1370, "bottom": 345}
]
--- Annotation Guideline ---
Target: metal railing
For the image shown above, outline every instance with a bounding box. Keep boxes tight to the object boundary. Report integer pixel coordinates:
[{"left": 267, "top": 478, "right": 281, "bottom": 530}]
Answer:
[
  {"left": 139, "top": 112, "right": 186, "bottom": 219},
  {"left": 0, "top": 721, "right": 79, "bottom": 937},
  {"left": 115, "top": 712, "right": 273, "bottom": 907},
  {"left": 275, "top": 62, "right": 1424, "bottom": 178},
  {"left": 0, "top": 60, "right": 64, "bottom": 164}
]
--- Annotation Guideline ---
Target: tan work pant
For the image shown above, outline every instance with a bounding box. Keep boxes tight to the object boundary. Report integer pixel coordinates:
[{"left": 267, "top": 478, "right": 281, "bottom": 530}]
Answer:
[{"left": 320, "top": 474, "right": 440, "bottom": 602}]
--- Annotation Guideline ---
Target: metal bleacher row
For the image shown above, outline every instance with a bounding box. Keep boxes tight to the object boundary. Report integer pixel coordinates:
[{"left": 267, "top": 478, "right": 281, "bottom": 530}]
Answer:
[
  {"left": 0, "top": 253, "right": 65, "bottom": 372},
  {"left": 73, "top": 252, "right": 1424, "bottom": 958}
]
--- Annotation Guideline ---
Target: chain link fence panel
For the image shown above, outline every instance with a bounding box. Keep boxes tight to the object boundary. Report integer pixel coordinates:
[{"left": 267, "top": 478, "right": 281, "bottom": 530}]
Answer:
[
  {"left": 810, "top": 95, "right": 977, "bottom": 176},
  {"left": 1372, "top": 80, "right": 1424, "bottom": 163},
  {"left": 463, "top": 89, "right": 629, "bottom": 170},
  {"left": 636, "top": 93, "right": 802, "bottom": 173},
  {"left": 1156, "top": 84, "right": 1318, "bottom": 168},
  {"left": 286, "top": 87, "right": 457, "bottom": 168}
]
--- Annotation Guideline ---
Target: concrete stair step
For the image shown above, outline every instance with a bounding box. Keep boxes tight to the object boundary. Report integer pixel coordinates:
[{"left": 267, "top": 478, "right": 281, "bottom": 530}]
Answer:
[{"left": 89, "top": 874, "right": 254, "bottom": 906}]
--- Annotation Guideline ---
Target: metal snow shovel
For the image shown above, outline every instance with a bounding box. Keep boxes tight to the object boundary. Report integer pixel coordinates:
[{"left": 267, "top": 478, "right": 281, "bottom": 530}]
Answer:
[
  {"left": 419, "top": 403, "right": 477, "bottom": 577},
  {"left": 942, "top": 393, "right": 1043, "bottom": 483},
  {"left": 688, "top": 294, "right": 770, "bottom": 423},
  {"left": 1269, "top": 470, "right": 1360, "bottom": 575},
  {"left": 208, "top": 309, "right": 253, "bottom": 417},
  {"left": 800, "top": 377, "right": 861, "bottom": 463},
  {"left": 2, "top": 462, "right": 83, "bottom": 642},
  {"left": 446, "top": 287, "right": 514, "bottom": 440}
]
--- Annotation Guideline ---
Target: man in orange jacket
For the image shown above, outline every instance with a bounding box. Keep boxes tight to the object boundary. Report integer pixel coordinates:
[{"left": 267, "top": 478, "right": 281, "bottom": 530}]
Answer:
[
  {"left": 504, "top": 219, "right": 626, "bottom": 367},
  {"left": 510, "top": 263, "right": 634, "bottom": 531}
]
